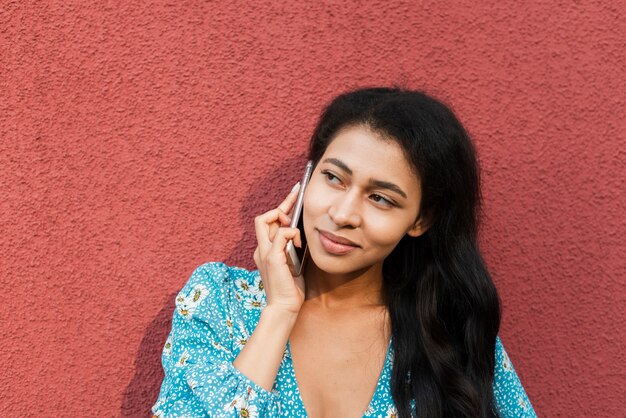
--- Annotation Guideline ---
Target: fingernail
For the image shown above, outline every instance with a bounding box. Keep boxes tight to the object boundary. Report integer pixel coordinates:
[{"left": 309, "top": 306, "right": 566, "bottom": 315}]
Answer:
[{"left": 291, "top": 182, "right": 301, "bottom": 192}]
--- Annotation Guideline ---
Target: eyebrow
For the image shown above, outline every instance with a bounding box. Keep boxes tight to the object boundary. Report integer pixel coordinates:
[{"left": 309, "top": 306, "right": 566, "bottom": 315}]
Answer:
[{"left": 321, "top": 157, "right": 408, "bottom": 199}]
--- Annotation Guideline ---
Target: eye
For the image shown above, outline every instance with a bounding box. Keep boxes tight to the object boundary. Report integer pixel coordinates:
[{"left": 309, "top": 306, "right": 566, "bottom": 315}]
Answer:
[
  {"left": 322, "top": 170, "right": 396, "bottom": 208},
  {"left": 321, "top": 170, "right": 341, "bottom": 184},
  {"left": 370, "top": 194, "right": 395, "bottom": 207}
]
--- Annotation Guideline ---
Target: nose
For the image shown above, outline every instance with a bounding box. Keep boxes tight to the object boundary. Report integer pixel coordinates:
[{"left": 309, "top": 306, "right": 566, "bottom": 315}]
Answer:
[{"left": 328, "top": 188, "right": 362, "bottom": 228}]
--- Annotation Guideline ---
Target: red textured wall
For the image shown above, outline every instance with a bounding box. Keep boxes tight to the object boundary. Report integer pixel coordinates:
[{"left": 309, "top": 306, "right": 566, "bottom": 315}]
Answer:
[{"left": 1, "top": 1, "right": 624, "bottom": 416}]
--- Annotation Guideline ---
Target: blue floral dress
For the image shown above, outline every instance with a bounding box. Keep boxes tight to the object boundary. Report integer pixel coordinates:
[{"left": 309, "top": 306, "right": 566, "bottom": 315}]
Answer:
[{"left": 152, "top": 262, "right": 536, "bottom": 417}]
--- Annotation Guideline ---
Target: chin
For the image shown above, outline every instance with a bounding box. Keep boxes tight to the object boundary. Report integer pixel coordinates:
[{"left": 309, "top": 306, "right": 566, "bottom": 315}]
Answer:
[{"left": 306, "top": 247, "right": 372, "bottom": 275}]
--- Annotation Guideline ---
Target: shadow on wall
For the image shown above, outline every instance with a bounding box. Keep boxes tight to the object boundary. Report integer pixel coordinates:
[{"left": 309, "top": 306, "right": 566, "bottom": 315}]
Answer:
[
  {"left": 121, "top": 155, "right": 307, "bottom": 415},
  {"left": 121, "top": 292, "right": 176, "bottom": 417}
]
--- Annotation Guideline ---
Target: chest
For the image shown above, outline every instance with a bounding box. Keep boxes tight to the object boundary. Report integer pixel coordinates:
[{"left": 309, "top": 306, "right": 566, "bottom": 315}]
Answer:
[{"left": 287, "top": 308, "right": 391, "bottom": 418}]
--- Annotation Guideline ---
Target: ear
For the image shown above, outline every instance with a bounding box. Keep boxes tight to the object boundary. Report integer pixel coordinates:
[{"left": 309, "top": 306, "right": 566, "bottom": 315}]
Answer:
[{"left": 406, "top": 215, "right": 431, "bottom": 238}]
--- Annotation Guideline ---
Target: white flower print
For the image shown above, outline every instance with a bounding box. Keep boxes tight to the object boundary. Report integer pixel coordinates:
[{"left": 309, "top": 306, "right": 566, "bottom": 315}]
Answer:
[
  {"left": 211, "top": 340, "right": 232, "bottom": 355},
  {"left": 223, "top": 395, "right": 243, "bottom": 412},
  {"left": 226, "top": 316, "right": 234, "bottom": 338},
  {"left": 163, "top": 336, "right": 173, "bottom": 356},
  {"left": 234, "top": 336, "right": 248, "bottom": 351},
  {"left": 228, "top": 273, "right": 264, "bottom": 310},
  {"left": 244, "top": 385, "right": 257, "bottom": 403},
  {"left": 177, "top": 350, "right": 190, "bottom": 367},
  {"left": 248, "top": 273, "right": 265, "bottom": 296},
  {"left": 518, "top": 394, "right": 529, "bottom": 411},
  {"left": 232, "top": 318, "right": 251, "bottom": 351},
  {"left": 152, "top": 398, "right": 164, "bottom": 417},
  {"left": 363, "top": 403, "right": 375, "bottom": 416},
  {"left": 235, "top": 387, "right": 259, "bottom": 418},
  {"left": 236, "top": 318, "right": 250, "bottom": 338},
  {"left": 176, "top": 284, "right": 209, "bottom": 319},
  {"left": 243, "top": 296, "right": 266, "bottom": 310},
  {"left": 187, "top": 376, "right": 198, "bottom": 390},
  {"left": 502, "top": 350, "right": 513, "bottom": 372},
  {"left": 234, "top": 278, "right": 254, "bottom": 296},
  {"left": 237, "top": 402, "right": 259, "bottom": 418},
  {"left": 385, "top": 405, "right": 398, "bottom": 418},
  {"left": 223, "top": 387, "right": 259, "bottom": 417}
]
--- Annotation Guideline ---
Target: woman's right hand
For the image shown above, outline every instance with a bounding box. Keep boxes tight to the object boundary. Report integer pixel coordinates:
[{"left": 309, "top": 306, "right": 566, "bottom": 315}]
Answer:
[{"left": 253, "top": 183, "right": 306, "bottom": 315}]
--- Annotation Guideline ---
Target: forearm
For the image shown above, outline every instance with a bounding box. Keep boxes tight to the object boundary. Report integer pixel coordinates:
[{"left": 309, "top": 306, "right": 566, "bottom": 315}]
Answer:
[{"left": 233, "top": 306, "right": 298, "bottom": 392}]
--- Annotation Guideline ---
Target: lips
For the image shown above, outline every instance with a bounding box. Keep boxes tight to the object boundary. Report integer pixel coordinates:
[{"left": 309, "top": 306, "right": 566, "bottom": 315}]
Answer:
[
  {"left": 318, "top": 230, "right": 358, "bottom": 254},
  {"left": 317, "top": 229, "right": 359, "bottom": 247}
]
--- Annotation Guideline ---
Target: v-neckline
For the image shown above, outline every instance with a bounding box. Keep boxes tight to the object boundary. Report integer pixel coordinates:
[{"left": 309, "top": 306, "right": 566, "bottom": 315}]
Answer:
[{"left": 285, "top": 335, "right": 393, "bottom": 417}]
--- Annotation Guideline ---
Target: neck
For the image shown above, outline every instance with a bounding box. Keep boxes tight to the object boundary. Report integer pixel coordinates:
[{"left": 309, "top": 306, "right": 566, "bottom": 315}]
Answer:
[{"left": 302, "top": 259, "right": 386, "bottom": 311}]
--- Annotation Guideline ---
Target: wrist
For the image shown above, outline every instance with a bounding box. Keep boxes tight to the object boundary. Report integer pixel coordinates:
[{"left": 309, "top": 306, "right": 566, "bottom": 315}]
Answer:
[{"left": 262, "top": 304, "right": 300, "bottom": 325}]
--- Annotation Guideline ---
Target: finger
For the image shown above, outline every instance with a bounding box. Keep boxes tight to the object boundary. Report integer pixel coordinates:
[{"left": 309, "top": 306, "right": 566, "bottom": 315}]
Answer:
[
  {"left": 295, "top": 228, "right": 302, "bottom": 248},
  {"left": 277, "top": 182, "right": 301, "bottom": 215},
  {"left": 255, "top": 207, "right": 296, "bottom": 256},
  {"left": 269, "top": 221, "right": 279, "bottom": 242},
  {"left": 267, "top": 227, "right": 300, "bottom": 263},
  {"left": 256, "top": 207, "right": 291, "bottom": 233},
  {"left": 255, "top": 184, "right": 299, "bottom": 255},
  {"left": 278, "top": 210, "right": 291, "bottom": 226},
  {"left": 255, "top": 208, "right": 283, "bottom": 254},
  {"left": 253, "top": 246, "right": 261, "bottom": 269},
  {"left": 269, "top": 210, "right": 292, "bottom": 241}
]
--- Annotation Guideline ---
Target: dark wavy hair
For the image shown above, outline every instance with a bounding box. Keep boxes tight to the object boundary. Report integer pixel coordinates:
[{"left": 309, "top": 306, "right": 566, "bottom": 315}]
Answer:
[{"left": 306, "top": 87, "right": 501, "bottom": 418}]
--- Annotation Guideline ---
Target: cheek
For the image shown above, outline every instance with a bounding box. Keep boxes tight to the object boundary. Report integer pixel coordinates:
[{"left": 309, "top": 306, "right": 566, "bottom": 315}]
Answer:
[
  {"left": 364, "top": 212, "right": 412, "bottom": 246},
  {"left": 369, "top": 227, "right": 402, "bottom": 247},
  {"left": 303, "top": 181, "right": 325, "bottom": 216},
  {"left": 302, "top": 186, "right": 318, "bottom": 231}
]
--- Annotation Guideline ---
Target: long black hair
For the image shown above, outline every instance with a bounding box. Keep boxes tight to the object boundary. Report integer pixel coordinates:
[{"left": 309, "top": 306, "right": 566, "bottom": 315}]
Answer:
[{"left": 306, "top": 87, "right": 501, "bottom": 418}]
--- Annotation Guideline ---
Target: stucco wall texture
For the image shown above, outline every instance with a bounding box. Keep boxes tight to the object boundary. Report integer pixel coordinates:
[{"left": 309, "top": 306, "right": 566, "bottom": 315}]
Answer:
[{"left": 1, "top": 1, "right": 624, "bottom": 416}]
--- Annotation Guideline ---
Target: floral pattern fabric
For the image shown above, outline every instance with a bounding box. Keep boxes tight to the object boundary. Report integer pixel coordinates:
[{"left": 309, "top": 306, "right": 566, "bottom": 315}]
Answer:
[{"left": 152, "top": 262, "right": 536, "bottom": 417}]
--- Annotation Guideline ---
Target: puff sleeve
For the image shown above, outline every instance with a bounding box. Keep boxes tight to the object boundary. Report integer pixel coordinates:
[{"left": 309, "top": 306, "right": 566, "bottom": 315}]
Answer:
[
  {"left": 492, "top": 336, "right": 537, "bottom": 417},
  {"left": 151, "top": 262, "right": 281, "bottom": 417}
]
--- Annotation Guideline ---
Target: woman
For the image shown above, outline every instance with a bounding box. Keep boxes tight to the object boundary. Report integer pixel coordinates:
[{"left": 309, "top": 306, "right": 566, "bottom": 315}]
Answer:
[{"left": 152, "top": 87, "right": 536, "bottom": 417}]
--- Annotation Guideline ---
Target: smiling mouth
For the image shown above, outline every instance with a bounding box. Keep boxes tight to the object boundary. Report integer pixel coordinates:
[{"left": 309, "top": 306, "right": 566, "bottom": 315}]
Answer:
[{"left": 317, "top": 229, "right": 359, "bottom": 255}]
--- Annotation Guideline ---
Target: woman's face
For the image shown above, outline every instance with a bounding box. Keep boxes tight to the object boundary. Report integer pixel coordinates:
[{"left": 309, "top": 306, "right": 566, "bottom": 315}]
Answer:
[{"left": 302, "top": 124, "right": 428, "bottom": 275}]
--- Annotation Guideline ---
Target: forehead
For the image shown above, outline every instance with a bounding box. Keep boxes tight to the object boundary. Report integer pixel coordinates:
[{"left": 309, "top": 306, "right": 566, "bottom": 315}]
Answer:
[{"left": 322, "top": 125, "right": 419, "bottom": 185}]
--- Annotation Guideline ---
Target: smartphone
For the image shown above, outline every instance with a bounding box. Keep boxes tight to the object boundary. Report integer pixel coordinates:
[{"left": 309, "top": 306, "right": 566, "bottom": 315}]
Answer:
[{"left": 285, "top": 160, "right": 313, "bottom": 276}]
